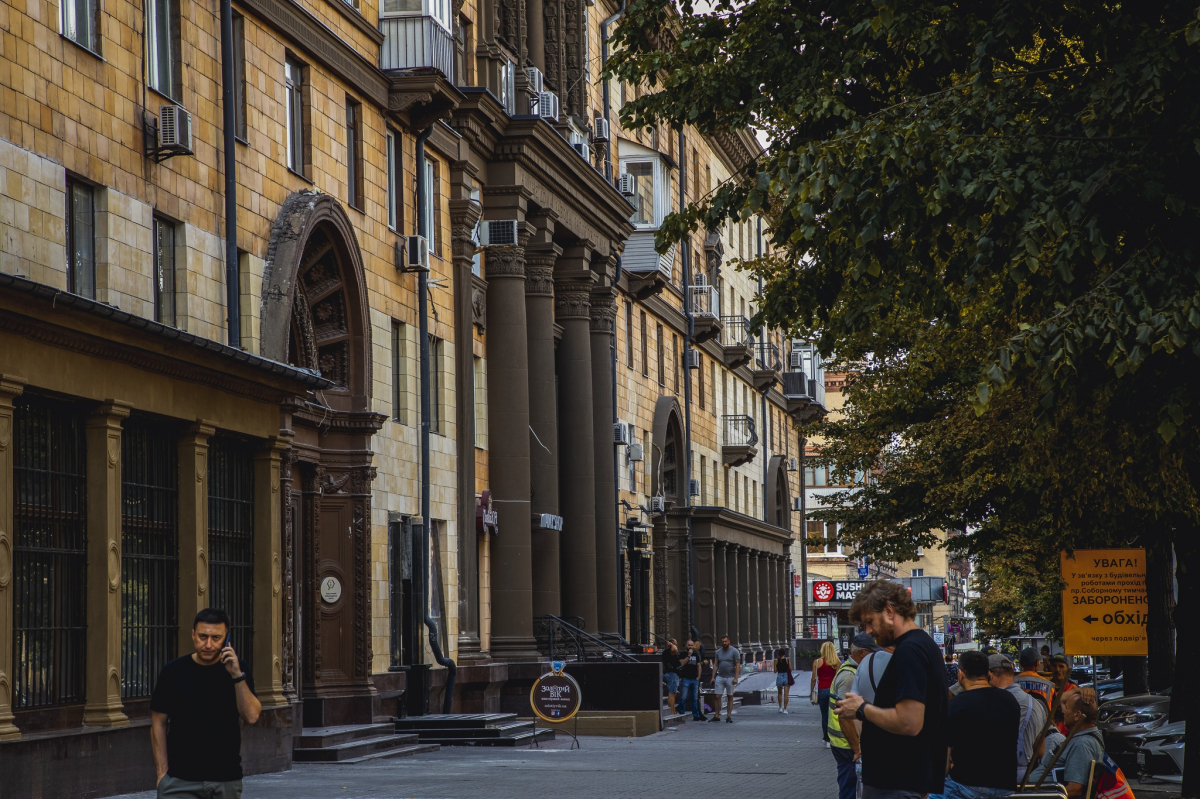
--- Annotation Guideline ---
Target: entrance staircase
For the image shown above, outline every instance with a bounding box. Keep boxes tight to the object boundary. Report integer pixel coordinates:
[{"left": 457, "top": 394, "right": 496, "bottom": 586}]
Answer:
[
  {"left": 393, "top": 713, "right": 555, "bottom": 746},
  {"left": 293, "top": 723, "right": 439, "bottom": 764}
]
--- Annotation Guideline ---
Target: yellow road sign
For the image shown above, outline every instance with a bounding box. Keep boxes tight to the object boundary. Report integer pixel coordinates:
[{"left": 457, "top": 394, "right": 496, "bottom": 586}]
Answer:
[{"left": 1060, "top": 549, "right": 1148, "bottom": 656}]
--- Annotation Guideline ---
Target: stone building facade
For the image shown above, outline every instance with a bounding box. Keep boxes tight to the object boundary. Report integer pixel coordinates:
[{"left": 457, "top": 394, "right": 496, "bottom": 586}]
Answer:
[{"left": 0, "top": 0, "right": 822, "bottom": 789}]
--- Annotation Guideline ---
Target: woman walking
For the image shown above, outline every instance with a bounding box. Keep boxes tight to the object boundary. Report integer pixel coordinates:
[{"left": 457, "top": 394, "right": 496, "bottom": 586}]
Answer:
[
  {"left": 809, "top": 641, "right": 839, "bottom": 746},
  {"left": 774, "top": 648, "right": 793, "bottom": 713}
]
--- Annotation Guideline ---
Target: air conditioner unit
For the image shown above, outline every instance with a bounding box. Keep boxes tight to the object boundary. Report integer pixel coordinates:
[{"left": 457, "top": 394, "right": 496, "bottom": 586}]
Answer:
[
  {"left": 405, "top": 235, "right": 430, "bottom": 271},
  {"left": 916, "top": 546, "right": 925, "bottom": 558},
  {"left": 479, "top": 219, "right": 519, "bottom": 247},
  {"left": 689, "top": 479, "right": 700, "bottom": 497},
  {"left": 788, "top": 456, "right": 799, "bottom": 472},
  {"left": 693, "top": 272, "right": 708, "bottom": 286},
  {"left": 792, "top": 497, "right": 803, "bottom": 511},
  {"left": 613, "top": 422, "right": 631, "bottom": 445},
  {"left": 617, "top": 173, "right": 636, "bottom": 196},
  {"left": 592, "top": 118, "right": 610, "bottom": 142},
  {"left": 525, "top": 66, "right": 545, "bottom": 94},
  {"left": 788, "top": 349, "right": 804, "bottom": 369},
  {"left": 684, "top": 348, "right": 700, "bottom": 369},
  {"left": 628, "top": 443, "right": 644, "bottom": 462},
  {"left": 158, "top": 105, "right": 193, "bottom": 155},
  {"left": 650, "top": 495, "right": 666, "bottom": 514},
  {"left": 572, "top": 141, "right": 591, "bottom": 161},
  {"left": 536, "top": 91, "right": 560, "bottom": 122}
]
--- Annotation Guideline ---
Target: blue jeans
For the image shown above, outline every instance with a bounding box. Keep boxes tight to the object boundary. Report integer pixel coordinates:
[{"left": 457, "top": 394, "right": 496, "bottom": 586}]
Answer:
[
  {"left": 928, "top": 775, "right": 1013, "bottom": 799},
  {"left": 831, "top": 745, "right": 857, "bottom": 799},
  {"left": 664, "top": 672, "right": 680, "bottom": 694},
  {"left": 818, "top": 688, "right": 831, "bottom": 741},
  {"left": 681, "top": 678, "right": 701, "bottom": 718}
]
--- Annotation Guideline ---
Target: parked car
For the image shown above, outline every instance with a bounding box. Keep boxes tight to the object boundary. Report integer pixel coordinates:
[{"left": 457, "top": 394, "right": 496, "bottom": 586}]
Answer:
[
  {"left": 1088, "top": 679, "right": 1125, "bottom": 703},
  {"left": 1136, "top": 720, "right": 1185, "bottom": 784},
  {"left": 1098, "top": 692, "right": 1171, "bottom": 773}
]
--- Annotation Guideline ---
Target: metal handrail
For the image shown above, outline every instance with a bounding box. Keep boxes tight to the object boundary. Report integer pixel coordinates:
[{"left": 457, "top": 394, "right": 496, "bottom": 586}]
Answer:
[
  {"left": 534, "top": 614, "right": 641, "bottom": 662},
  {"left": 721, "top": 316, "right": 754, "bottom": 346},
  {"left": 722, "top": 414, "right": 759, "bottom": 448},
  {"left": 756, "top": 342, "right": 782, "bottom": 372}
]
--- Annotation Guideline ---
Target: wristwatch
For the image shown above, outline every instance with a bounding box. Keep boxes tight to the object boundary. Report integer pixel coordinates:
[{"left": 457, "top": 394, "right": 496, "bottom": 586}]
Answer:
[
  {"left": 231, "top": 673, "right": 248, "bottom": 684},
  {"left": 855, "top": 703, "right": 869, "bottom": 721}
]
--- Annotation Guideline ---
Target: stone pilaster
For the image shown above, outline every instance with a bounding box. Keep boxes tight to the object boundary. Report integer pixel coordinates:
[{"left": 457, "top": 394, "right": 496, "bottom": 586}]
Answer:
[
  {"left": 253, "top": 437, "right": 289, "bottom": 709},
  {"left": 526, "top": 246, "right": 561, "bottom": 620},
  {"left": 693, "top": 538, "right": 717, "bottom": 651},
  {"left": 712, "top": 542, "right": 727, "bottom": 650},
  {"left": 765, "top": 554, "right": 777, "bottom": 652},
  {"left": 737, "top": 547, "right": 751, "bottom": 656},
  {"left": 590, "top": 284, "right": 619, "bottom": 634},
  {"left": 485, "top": 242, "right": 539, "bottom": 659},
  {"left": 0, "top": 375, "right": 26, "bottom": 739},
  {"left": 555, "top": 271, "right": 598, "bottom": 631},
  {"left": 178, "top": 421, "right": 217, "bottom": 655},
  {"left": 727, "top": 545, "right": 741, "bottom": 649},
  {"left": 748, "top": 550, "right": 761, "bottom": 657},
  {"left": 82, "top": 400, "right": 132, "bottom": 728}
]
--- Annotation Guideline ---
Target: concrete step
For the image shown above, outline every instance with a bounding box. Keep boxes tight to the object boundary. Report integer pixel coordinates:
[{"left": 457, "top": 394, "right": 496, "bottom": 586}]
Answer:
[
  {"left": 661, "top": 710, "right": 689, "bottom": 726},
  {"left": 399, "top": 721, "right": 537, "bottom": 739},
  {"left": 417, "top": 727, "right": 555, "bottom": 747},
  {"left": 293, "top": 733, "right": 428, "bottom": 762},
  {"left": 295, "top": 723, "right": 398, "bottom": 749},
  {"left": 393, "top": 713, "right": 518, "bottom": 730},
  {"left": 303, "top": 742, "right": 440, "bottom": 765}
]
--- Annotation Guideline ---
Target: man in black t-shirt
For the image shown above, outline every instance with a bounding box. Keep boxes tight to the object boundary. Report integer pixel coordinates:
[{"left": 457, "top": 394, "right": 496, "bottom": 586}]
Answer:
[
  {"left": 928, "top": 650, "right": 1020, "bottom": 799},
  {"left": 679, "top": 640, "right": 707, "bottom": 721},
  {"left": 836, "top": 580, "right": 948, "bottom": 799},
  {"left": 151, "top": 608, "right": 261, "bottom": 798}
]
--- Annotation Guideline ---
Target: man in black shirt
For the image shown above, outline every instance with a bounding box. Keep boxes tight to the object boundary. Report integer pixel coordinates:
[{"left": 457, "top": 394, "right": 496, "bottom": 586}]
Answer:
[
  {"left": 679, "top": 639, "right": 707, "bottom": 721},
  {"left": 151, "top": 608, "right": 261, "bottom": 798},
  {"left": 836, "top": 580, "right": 948, "bottom": 799},
  {"left": 930, "top": 650, "right": 1020, "bottom": 799}
]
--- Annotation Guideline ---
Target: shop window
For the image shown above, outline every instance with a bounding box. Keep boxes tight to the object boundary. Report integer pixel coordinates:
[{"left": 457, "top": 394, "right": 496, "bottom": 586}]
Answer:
[
  {"left": 12, "top": 395, "right": 87, "bottom": 709},
  {"left": 121, "top": 416, "right": 179, "bottom": 698},
  {"left": 208, "top": 436, "right": 255, "bottom": 673}
]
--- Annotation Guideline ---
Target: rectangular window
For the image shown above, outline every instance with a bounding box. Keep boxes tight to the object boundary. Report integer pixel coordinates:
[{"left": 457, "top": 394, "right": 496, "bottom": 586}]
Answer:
[
  {"left": 285, "top": 57, "right": 306, "bottom": 174},
  {"left": 640, "top": 311, "right": 648, "bottom": 376},
  {"left": 656, "top": 324, "right": 664, "bottom": 386},
  {"left": 642, "top": 431, "right": 650, "bottom": 497},
  {"left": 62, "top": 0, "right": 97, "bottom": 51},
  {"left": 624, "top": 301, "right": 634, "bottom": 368},
  {"left": 346, "top": 98, "right": 363, "bottom": 209},
  {"left": 752, "top": 480, "right": 758, "bottom": 518},
  {"left": 208, "top": 436, "right": 255, "bottom": 674},
  {"left": 430, "top": 159, "right": 443, "bottom": 255},
  {"left": 153, "top": 216, "right": 176, "bottom": 325},
  {"left": 691, "top": 148, "right": 699, "bottom": 198},
  {"left": 386, "top": 130, "right": 401, "bottom": 231},
  {"left": 474, "top": 355, "right": 487, "bottom": 448},
  {"left": 911, "top": 568, "right": 924, "bottom": 577},
  {"left": 825, "top": 522, "right": 840, "bottom": 554},
  {"left": 391, "top": 320, "right": 407, "bottom": 423},
  {"left": 722, "top": 466, "right": 729, "bottom": 509},
  {"left": 66, "top": 179, "right": 95, "bottom": 298},
  {"left": 429, "top": 335, "right": 443, "bottom": 434},
  {"left": 12, "top": 395, "right": 87, "bottom": 709},
  {"left": 121, "top": 416, "right": 179, "bottom": 698},
  {"left": 698, "top": 354, "right": 705, "bottom": 410},
  {"left": 733, "top": 472, "right": 739, "bottom": 511},
  {"left": 743, "top": 475, "right": 749, "bottom": 514},
  {"left": 232, "top": 15, "right": 247, "bottom": 140},
  {"left": 806, "top": 520, "right": 824, "bottom": 554},
  {"left": 626, "top": 161, "right": 656, "bottom": 226},
  {"left": 710, "top": 362, "right": 716, "bottom": 413},
  {"left": 672, "top": 334, "right": 679, "bottom": 393},
  {"left": 147, "top": 0, "right": 178, "bottom": 98},
  {"left": 699, "top": 455, "right": 707, "bottom": 504}
]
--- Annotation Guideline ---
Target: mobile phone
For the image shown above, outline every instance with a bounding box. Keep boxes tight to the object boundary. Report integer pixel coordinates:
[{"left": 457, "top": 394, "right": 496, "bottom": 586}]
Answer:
[{"left": 223, "top": 632, "right": 231, "bottom": 650}]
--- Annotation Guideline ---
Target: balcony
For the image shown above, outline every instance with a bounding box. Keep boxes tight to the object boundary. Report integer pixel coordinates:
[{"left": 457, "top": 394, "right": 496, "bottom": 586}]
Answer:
[
  {"left": 750, "top": 342, "right": 782, "bottom": 392},
  {"left": 720, "top": 316, "right": 754, "bottom": 369},
  {"left": 781, "top": 370, "right": 827, "bottom": 424},
  {"left": 721, "top": 414, "right": 759, "bottom": 467},
  {"left": 380, "top": 15, "right": 454, "bottom": 76},
  {"left": 622, "top": 232, "right": 674, "bottom": 299},
  {"left": 688, "top": 283, "right": 722, "bottom": 344}
]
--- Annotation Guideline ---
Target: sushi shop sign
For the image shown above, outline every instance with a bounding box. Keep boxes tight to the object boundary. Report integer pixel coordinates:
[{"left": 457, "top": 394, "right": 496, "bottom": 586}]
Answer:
[
  {"left": 530, "top": 661, "right": 582, "bottom": 723},
  {"left": 813, "top": 580, "right": 866, "bottom": 604}
]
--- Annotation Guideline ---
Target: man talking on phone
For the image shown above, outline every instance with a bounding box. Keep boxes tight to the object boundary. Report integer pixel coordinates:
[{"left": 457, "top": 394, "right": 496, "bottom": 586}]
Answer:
[{"left": 150, "top": 608, "right": 261, "bottom": 798}]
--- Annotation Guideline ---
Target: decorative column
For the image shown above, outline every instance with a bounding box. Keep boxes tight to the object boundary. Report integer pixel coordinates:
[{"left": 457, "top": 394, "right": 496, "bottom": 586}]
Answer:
[
  {"left": 779, "top": 556, "right": 789, "bottom": 647},
  {"left": 0, "top": 376, "right": 26, "bottom": 739},
  {"left": 758, "top": 552, "right": 769, "bottom": 654},
  {"left": 83, "top": 400, "right": 132, "bottom": 728},
  {"left": 693, "top": 538, "right": 717, "bottom": 650},
  {"left": 712, "top": 542, "right": 727, "bottom": 650},
  {"left": 747, "top": 550, "right": 760, "bottom": 657},
  {"left": 253, "top": 437, "right": 289, "bottom": 708},
  {"left": 451, "top": 197, "right": 484, "bottom": 660},
  {"left": 765, "top": 554, "right": 777, "bottom": 651},
  {"left": 485, "top": 240, "right": 539, "bottom": 659},
  {"left": 556, "top": 269, "right": 599, "bottom": 631},
  {"left": 178, "top": 421, "right": 216, "bottom": 654},
  {"left": 737, "top": 546, "right": 750, "bottom": 654},
  {"left": 526, "top": 245, "right": 561, "bottom": 620},
  {"left": 590, "top": 284, "right": 619, "bottom": 634}
]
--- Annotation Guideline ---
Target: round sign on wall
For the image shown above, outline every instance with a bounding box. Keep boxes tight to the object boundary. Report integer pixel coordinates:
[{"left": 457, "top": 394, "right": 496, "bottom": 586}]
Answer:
[
  {"left": 320, "top": 576, "right": 342, "bottom": 604},
  {"left": 813, "top": 580, "right": 835, "bottom": 603},
  {"left": 530, "top": 664, "right": 582, "bottom": 723}
]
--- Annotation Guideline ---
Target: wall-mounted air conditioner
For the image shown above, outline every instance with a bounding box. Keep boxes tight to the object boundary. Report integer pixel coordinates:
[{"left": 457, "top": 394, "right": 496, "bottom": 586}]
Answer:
[
  {"left": 792, "top": 497, "right": 803, "bottom": 511},
  {"left": 572, "top": 141, "right": 590, "bottom": 161},
  {"left": 592, "top": 118, "right": 610, "bottom": 142},
  {"left": 628, "top": 443, "right": 644, "bottom": 462},
  {"left": 479, "top": 219, "right": 519, "bottom": 247},
  {"left": 684, "top": 348, "right": 700, "bottom": 369},
  {"left": 537, "top": 91, "right": 560, "bottom": 122},
  {"left": 650, "top": 496, "right": 666, "bottom": 514},
  {"left": 525, "top": 66, "right": 545, "bottom": 94},
  {"left": 788, "top": 456, "right": 799, "bottom": 472},
  {"left": 158, "top": 105, "right": 193, "bottom": 155},
  {"left": 788, "top": 349, "right": 804, "bottom": 369},
  {"left": 689, "top": 479, "right": 700, "bottom": 497},
  {"left": 404, "top": 235, "right": 429, "bottom": 271},
  {"left": 614, "top": 422, "right": 631, "bottom": 445},
  {"left": 617, "top": 173, "right": 636, "bottom": 196}
]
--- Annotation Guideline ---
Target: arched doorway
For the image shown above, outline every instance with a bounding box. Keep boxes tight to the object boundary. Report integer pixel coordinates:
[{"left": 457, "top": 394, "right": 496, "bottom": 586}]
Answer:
[
  {"left": 766, "top": 455, "right": 791, "bottom": 530},
  {"left": 649, "top": 397, "right": 687, "bottom": 643},
  {"left": 262, "top": 192, "right": 383, "bottom": 725}
]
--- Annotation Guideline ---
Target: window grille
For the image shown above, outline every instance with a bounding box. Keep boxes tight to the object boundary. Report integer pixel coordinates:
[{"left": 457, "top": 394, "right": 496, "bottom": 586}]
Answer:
[
  {"left": 12, "top": 395, "right": 88, "bottom": 709},
  {"left": 121, "top": 417, "right": 179, "bottom": 698},
  {"left": 208, "top": 437, "right": 254, "bottom": 672}
]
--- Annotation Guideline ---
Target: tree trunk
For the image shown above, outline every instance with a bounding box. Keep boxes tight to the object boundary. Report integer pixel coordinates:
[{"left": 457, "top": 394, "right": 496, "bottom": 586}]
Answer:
[
  {"left": 1146, "top": 535, "right": 1176, "bottom": 692},
  {"left": 1172, "top": 527, "right": 1198, "bottom": 798},
  {"left": 1121, "top": 656, "right": 1147, "bottom": 696}
]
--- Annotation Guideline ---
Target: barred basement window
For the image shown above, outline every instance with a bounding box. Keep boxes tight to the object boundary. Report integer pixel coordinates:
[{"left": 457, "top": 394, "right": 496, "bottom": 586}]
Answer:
[
  {"left": 121, "top": 417, "right": 179, "bottom": 698},
  {"left": 12, "top": 395, "right": 87, "bottom": 710},
  {"left": 208, "top": 437, "right": 254, "bottom": 672}
]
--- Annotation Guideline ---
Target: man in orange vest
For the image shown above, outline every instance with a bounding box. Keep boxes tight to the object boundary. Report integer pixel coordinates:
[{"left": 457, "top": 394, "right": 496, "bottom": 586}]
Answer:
[{"left": 1030, "top": 689, "right": 1135, "bottom": 798}]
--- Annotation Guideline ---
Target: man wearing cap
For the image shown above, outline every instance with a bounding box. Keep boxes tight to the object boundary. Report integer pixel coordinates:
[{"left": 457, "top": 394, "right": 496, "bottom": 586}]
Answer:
[
  {"left": 1015, "top": 647, "right": 1055, "bottom": 726},
  {"left": 988, "top": 652, "right": 1047, "bottom": 782},
  {"left": 828, "top": 634, "right": 876, "bottom": 799},
  {"left": 1048, "top": 654, "right": 1079, "bottom": 735}
]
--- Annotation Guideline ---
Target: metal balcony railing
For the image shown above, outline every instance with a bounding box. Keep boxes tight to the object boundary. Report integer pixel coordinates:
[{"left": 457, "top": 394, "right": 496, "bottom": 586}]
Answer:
[
  {"left": 380, "top": 16, "right": 455, "bottom": 76},
  {"left": 722, "top": 414, "right": 759, "bottom": 448},
  {"left": 756, "top": 342, "right": 782, "bottom": 372},
  {"left": 689, "top": 284, "right": 719, "bottom": 318},
  {"left": 721, "top": 316, "right": 754, "bottom": 346}
]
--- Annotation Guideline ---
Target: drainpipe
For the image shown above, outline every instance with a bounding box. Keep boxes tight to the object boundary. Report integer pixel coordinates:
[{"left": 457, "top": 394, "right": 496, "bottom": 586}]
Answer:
[
  {"left": 757, "top": 217, "right": 768, "bottom": 522},
  {"left": 679, "top": 130, "right": 698, "bottom": 640},
  {"left": 416, "top": 125, "right": 456, "bottom": 714},
  {"left": 600, "top": 0, "right": 627, "bottom": 183},
  {"left": 220, "top": 0, "right": 240, "bottom": 346},
  {"left": 612, "top": 255, "right": 625, "bottom": 640}
]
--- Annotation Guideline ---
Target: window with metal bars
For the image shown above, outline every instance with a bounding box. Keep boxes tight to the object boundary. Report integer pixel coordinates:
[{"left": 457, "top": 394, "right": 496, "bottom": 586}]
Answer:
[
  {"left": 121, "top": 417, "right": 179, "bottom": 699},
  {"left": 12, "top": 395, "right": 88, "bottom": 709},
  {"left": 207, "top": 437, "right": 254, "bottom": 672}
]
